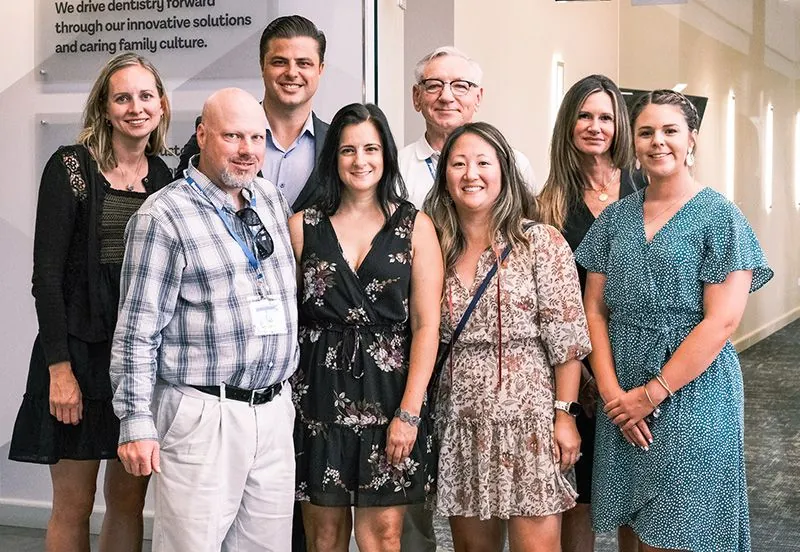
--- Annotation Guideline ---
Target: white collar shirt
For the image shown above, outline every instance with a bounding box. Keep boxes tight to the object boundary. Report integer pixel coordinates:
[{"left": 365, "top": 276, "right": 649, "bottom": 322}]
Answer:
[{"left": 398, "top": 133, "right": 540, "bottom": 210}]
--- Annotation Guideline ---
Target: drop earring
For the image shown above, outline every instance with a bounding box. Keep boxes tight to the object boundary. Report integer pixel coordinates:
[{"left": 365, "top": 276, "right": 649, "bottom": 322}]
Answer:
[
  {"left": 686, "top": 149, "right": 695, "bottom": 167},
  {"left": 635, "top": 158, "right": 641, "bottom": 171}
]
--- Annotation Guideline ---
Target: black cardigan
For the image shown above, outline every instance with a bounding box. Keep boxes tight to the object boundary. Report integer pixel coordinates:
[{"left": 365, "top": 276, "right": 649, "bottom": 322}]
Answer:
[{"left": 31, "top": 144, "right": 173, "bottom": 366}]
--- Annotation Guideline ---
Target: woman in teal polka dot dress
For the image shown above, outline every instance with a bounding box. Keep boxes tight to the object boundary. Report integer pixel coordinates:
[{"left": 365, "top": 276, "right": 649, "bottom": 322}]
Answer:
[{"left": 575, "top": 89, "right": 772, "bottom": 552}]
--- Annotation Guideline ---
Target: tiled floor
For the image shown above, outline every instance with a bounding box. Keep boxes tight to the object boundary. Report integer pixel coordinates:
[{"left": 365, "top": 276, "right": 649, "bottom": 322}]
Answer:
[{"left": 3, "top": 320, "right": 799, "bottom": 551}]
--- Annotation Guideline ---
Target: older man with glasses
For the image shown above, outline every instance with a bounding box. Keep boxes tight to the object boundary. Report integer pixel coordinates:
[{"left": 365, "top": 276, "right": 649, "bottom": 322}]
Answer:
[
  {"left": 111, "top": 88, "right": 298, "bottom": 552},
  {"left": 397, "top": 46, "right": 537, "bottom": 551},
  {"left": 398, "top": 46, "right": 538, "bottom": 209}
]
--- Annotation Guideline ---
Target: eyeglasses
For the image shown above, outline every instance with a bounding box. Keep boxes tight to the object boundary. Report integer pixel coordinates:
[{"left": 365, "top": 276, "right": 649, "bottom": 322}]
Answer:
[
  {"left": 236, "top": 207, "right": 274, "bottom": 260},
  {"left": 418, "top": 78, "right": 478, "bottom": 97}
]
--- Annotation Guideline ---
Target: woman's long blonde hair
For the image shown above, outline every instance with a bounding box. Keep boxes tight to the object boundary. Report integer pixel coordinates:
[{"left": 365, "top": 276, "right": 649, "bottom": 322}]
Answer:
[
  {"left": 539, "top": 74, "right": 633, "bottom": 231},
  {"left": 78, "top": 52, "right": 171, "bottom": 172},
  {"left": 423, "top": 122, "right": 537, "bottom": 273}
]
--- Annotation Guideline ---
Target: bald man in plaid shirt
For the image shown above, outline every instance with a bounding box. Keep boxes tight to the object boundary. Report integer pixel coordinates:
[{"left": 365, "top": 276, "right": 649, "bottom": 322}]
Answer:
[{"left": 111, "top": 88, "right": 298, "bottom": 552}]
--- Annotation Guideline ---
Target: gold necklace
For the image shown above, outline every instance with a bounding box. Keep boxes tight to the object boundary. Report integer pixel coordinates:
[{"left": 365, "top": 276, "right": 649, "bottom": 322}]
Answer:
[
  {"left": 589, "top": 168, "right": 618, "bottom": 202},
  {"left": 119, "top": 154, "right": 146, "bottom": 192},
  {"left": 643, "top": 186, "right": 694, "bottom": 225}
]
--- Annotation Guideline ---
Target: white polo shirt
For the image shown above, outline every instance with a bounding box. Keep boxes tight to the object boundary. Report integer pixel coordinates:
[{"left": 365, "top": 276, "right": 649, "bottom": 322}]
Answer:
[{"left": 398, "top": 134, "right": 539, "bottom": 209}]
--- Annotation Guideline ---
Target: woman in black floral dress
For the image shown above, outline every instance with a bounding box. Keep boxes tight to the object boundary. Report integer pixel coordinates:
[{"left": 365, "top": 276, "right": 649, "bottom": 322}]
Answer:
[{"left": 288, "top": 103, "right": 443, "bottom": 551}]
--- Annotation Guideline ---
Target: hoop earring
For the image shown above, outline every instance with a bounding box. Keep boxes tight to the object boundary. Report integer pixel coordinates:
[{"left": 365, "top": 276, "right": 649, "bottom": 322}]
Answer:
[{"left": 686, "top": 150, "right": 695, "bottom": 167}]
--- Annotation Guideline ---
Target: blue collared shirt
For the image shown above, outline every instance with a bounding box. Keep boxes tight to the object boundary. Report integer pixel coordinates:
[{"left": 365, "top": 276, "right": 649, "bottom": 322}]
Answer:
[
  {"left": 111, "top": 160, "right": 298, "bottom": 444},
  {"left": 262, "top": 112, "right": 316, "bottom": 207}
]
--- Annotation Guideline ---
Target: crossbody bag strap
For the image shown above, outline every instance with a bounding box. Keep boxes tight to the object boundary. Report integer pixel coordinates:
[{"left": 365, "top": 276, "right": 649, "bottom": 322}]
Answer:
[{"left": 449, "top": 242, "right": 513, "bottom": 346}]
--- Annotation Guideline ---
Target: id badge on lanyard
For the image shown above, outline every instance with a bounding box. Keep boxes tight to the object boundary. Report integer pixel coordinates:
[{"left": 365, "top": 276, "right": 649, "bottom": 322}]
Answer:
[
  {"left": 248, "top": 294, "right": 288, "bottom": 335},
  {"left": 186, "top": 175, "right": 286, "bottom": 336}
]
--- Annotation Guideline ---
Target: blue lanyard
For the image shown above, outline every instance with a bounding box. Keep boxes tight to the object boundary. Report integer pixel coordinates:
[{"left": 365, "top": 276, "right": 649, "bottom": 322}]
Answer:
[
  {"left": 186, "top": 175, "right": 265, "bottom": 285},
  {"left": 425, "top": 156, "right": 437, "bottom": 180}
]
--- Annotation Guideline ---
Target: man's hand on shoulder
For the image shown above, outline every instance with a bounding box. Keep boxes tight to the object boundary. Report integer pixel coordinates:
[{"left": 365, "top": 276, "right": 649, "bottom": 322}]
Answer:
[{"left": 118, "top": 439, "right": 161, "bottom": 476}]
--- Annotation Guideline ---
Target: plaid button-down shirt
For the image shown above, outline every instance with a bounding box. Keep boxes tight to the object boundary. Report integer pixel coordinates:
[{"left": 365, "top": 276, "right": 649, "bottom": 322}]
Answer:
[{"left": 111, "top": 161, "right": 298, "bottom": 444}]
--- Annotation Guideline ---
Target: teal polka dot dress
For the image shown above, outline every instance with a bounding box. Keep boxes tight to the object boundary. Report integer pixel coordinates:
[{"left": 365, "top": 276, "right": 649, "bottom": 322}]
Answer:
[{"left": 575, "top": 187, "right": 772, "bottom": 552}]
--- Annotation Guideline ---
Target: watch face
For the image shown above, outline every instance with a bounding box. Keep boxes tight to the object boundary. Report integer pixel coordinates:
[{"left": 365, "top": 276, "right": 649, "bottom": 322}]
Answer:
[{"left": 568, "top": 402, "right": 582, "bottom": 416}]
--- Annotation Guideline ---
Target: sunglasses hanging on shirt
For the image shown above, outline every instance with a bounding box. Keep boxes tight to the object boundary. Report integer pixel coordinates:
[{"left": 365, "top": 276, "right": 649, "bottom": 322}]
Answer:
[{"left": 236, "top": 207, "right": 274, "bottom": 260}]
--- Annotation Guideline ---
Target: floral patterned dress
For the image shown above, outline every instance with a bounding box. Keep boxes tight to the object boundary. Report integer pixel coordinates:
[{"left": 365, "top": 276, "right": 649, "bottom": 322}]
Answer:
[
  {"left": 293, "top": 201, "right": 435, "bottom": 507},
  {"left": 434, "top": 223, "right": 591, "bottom": 520}
]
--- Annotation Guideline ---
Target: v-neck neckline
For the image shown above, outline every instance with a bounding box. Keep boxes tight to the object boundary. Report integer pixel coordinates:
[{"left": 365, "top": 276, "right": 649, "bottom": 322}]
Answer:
[
  {"left": 581, "top": 169, "right": 640, "bottom": 222},
  {"left": 640, "top": 186, "right": 706, "bottom": 245},
  {"left": 326, "top": 212, "right": 391, "bottom": 278},
  {"left": 452, "top": 245, "right": 501, "bottom": 295}
]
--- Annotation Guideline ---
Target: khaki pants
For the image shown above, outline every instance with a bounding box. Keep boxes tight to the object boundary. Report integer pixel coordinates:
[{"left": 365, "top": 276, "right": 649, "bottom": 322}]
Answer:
[{"left": 151, "top": 382, "right": 295, "bottom": 552}]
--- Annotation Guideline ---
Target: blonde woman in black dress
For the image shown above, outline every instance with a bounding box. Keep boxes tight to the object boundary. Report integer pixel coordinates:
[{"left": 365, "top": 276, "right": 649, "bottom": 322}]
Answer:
[{"left": 9, "top": 52, "right": 172, "bottom": 552}]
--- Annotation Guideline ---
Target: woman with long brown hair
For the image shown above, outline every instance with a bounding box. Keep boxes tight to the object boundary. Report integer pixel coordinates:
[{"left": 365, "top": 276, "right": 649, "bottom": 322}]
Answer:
[
  {"left": 538, "top": 74, "right": 638, "bottom": 552},
  {"left": 425, "top": 122, "right": 591, "bottom": 551}
]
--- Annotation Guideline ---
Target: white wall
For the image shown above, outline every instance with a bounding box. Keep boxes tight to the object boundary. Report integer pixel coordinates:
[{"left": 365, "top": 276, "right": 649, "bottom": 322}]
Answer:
[
  {"left": 402, "top": 0, "right": 455, "bottom": 146},
  {"left": 454, "top": 0, "right": 621, "bottom": 184}
]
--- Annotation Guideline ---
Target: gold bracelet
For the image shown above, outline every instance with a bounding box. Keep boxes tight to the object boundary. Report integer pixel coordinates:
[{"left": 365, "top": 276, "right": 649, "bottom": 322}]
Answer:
[
  {"left": 643, "top": 383, "right": 657, "bottom": 409},
  {"left": 655, "top": 374, "right": 674, "bottom": 397},
  {"left": 644, "top": 381, "right": 662, "bottom": 419}
]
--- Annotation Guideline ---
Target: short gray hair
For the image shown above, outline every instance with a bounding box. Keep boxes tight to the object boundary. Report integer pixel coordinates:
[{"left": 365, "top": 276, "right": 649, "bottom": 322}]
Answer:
[{"left": 413, "top": 46, "right": 483, "bottom": 85}]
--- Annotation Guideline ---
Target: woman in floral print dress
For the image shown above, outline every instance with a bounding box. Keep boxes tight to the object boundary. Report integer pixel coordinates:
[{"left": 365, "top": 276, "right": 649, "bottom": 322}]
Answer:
[
  {"left": 288, "top": 103, "right": 443, "bottom": 551},
  {"left": 423, "top": 122, "right": 592, "bottom": 552}
]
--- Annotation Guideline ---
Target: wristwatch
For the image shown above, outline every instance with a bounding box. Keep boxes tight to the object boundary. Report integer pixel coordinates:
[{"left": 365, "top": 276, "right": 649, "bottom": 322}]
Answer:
[
  {"left": 394, "top": 408, "right": 421, "bottom": 427},
  {"left": 554, "top": 400, "right": 581, "bottom": 417}
]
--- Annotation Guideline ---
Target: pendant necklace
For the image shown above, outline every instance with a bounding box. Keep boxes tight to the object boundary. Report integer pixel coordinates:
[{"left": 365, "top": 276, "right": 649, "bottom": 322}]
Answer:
[
  {"left": 643, "top": 180, "right": 695, "bottom": 225},
  {"left": 119, "top": 154, "right": 145, "bottom": 192},
  {"left": 590, "top": 168, "right": 618, "bottom": 202}
]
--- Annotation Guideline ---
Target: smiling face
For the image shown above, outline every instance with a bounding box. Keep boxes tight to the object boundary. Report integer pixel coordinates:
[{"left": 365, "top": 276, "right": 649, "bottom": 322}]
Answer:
[
  {"left": 445, "top": 132, "right": 502, "bottom": 216},
  {"left": 337, "top": 120, "right": 384, "bottom": 195},
  {"left": 261, "top": 36, "right": 324, "bottom": 112},
  {"left": 634, "top": 103, "right": 697, "bottom": 180},
  {"left": 105, "top": 64, "right": 164, "bottom": 144},
  {"left": 572, "top": 90, "right": 616, "bottom": 158},
  {"left": 413, "top": 55, "right": 483, "bottom": 137},
  {"left": 197, "top": 89, "right": 268, "bottom": 190}
]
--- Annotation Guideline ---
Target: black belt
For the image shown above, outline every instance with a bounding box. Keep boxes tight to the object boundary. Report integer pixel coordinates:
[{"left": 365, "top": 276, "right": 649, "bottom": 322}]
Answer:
[{"left": 191, "top": 381, "right": 284, "bottom": 406}]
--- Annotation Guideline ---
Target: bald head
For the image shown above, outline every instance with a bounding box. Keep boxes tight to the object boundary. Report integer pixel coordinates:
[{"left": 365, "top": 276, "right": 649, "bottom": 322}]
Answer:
[{"left": 197, "top": 88, "right": 267, "bottom": 192}]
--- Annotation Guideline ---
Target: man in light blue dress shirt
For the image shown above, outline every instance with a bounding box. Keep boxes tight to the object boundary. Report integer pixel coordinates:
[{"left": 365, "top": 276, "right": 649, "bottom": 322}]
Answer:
[{"left": 177, "top": 15, "right": 329, "bottom": 213}]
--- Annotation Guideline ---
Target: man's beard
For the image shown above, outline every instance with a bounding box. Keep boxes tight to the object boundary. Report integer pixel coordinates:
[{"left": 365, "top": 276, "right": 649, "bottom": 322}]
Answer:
[{"left": 219, "top": 164, "right": 255, "bottom": 189}]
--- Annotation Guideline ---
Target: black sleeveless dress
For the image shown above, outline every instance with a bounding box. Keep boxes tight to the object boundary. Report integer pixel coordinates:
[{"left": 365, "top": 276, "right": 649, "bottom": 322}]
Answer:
[
  {"left": 561, "top": 168, "right": 644, "bottom": 502},
  {"left": 292, "top": 202, "right": 434, "bottom": 507}
]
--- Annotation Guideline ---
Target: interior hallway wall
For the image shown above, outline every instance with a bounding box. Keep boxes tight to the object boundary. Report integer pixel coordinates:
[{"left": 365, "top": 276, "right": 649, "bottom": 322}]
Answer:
[
  {"left": 402, "top": 0, "right": 455, "bottom": 146},
  {"left": 453, "top": 0, "right": 621, "bottom": 186},
  {"left": 617, "top": 0, "right": 800, "bottom": 347},
  {"left": 448, "top": 0, "right": 799, "bottom": 346}
]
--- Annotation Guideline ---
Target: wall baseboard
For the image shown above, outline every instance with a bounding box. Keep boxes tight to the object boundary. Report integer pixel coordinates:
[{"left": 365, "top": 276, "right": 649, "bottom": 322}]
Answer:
[
  {"left": 0, "top": 498, "right": 154, "bottom": 536},
  {"left": 733, "top": 306, "right": 800, "bottom": 352}
]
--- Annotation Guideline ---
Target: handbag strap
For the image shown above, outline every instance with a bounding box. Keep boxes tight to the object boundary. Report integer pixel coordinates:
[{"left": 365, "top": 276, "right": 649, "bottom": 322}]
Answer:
[{"left": 449, "top": 242, "right": 513, "bottom": 345}]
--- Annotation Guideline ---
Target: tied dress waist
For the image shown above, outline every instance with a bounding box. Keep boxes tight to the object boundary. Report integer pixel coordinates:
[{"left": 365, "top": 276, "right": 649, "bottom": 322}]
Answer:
[{"left": 303, "top": 320, "right": 409, "bottom": 378}]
